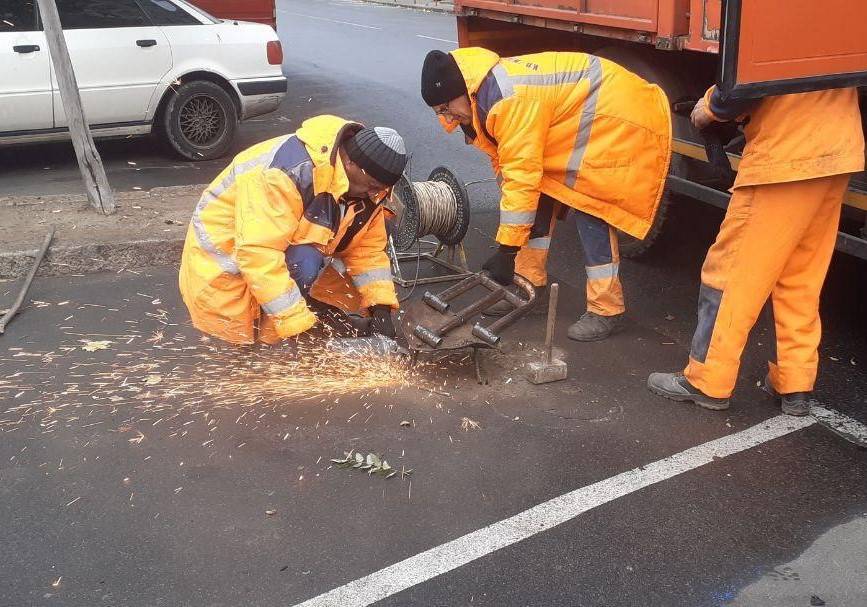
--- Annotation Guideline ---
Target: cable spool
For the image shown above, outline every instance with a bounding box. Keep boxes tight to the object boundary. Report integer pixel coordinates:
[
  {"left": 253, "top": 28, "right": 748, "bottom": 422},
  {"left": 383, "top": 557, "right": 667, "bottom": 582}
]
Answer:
[{"left": 392, "top": 167, "right": 470, "bottom": 252}]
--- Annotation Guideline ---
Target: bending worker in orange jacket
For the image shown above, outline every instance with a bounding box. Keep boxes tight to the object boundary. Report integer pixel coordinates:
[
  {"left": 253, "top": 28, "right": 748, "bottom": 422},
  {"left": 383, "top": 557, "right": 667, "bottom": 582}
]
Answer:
[
  {"left": 649, "top": 87, "right": 864, "bottom": 415},
  {"left": 420, "top": 48, "right": 671, "bottom": 341},
  {"left": 179, "top": 115, "right": 408, "bottom": 344}
]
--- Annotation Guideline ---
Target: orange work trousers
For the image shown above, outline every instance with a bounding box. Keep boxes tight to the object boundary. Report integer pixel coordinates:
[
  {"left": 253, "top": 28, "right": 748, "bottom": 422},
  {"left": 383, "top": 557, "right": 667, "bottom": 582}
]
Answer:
[
  {"left": 684, "top": 173, "right": 851, "bottom": 398},
  {"left": 514, "top": 195, "right": 625, "bottom": 316}
]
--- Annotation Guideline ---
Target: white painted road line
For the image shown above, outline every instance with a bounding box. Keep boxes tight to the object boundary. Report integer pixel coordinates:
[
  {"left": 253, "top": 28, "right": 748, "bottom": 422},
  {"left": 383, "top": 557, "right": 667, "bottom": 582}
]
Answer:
[
  {"left": 292, "top": 414, "right": 816, "bottom": 607},
  {"left": 416, "top": 34, "right": 458, "bottom": 44},
  {"left": 278, "top": 10, "right": 382, "bottom": 29},
  {"left": 812, "top": 405, "right": 867, "bottom": 447}
]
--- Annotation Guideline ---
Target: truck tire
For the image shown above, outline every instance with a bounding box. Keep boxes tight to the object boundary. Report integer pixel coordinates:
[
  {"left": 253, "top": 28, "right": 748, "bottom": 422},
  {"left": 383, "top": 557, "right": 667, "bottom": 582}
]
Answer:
[
  {"left": 593, "top": 45, "right": 695, "bottom": 259},
  {"left": 617, "top": 188, "right": 674, "bottom": 259},
  {"left": 161, "top": 80, "right": 238, "bottom": 161}
]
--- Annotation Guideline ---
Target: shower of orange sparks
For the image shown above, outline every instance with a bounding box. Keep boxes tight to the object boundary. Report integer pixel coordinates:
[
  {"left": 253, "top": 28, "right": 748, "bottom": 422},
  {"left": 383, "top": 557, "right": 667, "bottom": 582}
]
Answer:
[{"left": 0, "top": 333, "right": 427, "bottom": 443}]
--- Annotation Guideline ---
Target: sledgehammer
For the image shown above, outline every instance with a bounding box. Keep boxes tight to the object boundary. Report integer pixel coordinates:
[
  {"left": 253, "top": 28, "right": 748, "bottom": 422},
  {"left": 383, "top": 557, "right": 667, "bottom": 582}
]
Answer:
[{"left": 526, "top": 283, "right": 567, "bottom": 384}]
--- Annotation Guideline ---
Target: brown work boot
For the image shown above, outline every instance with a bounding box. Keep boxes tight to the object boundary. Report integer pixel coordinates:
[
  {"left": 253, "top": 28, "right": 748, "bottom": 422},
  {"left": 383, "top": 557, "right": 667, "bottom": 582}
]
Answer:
[
  {"left": 566, "top": 311, "right": 623, "bottom": 342},
  {"left": 484, "top": 285, "right": 548, "bottom": 317}
]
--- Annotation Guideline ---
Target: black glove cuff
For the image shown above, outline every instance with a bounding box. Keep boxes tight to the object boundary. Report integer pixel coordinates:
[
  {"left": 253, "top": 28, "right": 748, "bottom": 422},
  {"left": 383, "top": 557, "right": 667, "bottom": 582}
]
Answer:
[
  {"left": 499, "top": 244, "right": 520, "bottom": 256},
  {"left": 369, "top": 304, "right": 392, "bottom": 317}
]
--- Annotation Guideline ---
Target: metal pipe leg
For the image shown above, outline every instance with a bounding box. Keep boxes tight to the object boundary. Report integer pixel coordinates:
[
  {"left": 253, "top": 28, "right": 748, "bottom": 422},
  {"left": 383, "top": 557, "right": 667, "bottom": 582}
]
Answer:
[{"left": 474, "top": 348, "right": 488, "bottom": 385}]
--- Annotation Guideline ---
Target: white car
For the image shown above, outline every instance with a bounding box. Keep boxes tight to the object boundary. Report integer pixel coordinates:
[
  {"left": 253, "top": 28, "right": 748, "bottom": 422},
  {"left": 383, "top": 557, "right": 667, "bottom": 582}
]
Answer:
[{"left": 0, "top": 0, "right": 286, "bottom": 160}]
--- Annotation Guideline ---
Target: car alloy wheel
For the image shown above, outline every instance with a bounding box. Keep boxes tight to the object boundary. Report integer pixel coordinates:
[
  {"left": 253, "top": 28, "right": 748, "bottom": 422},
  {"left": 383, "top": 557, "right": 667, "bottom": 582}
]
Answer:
[{"left": 178, "top": 94, "right": 226, "bottom": 147}]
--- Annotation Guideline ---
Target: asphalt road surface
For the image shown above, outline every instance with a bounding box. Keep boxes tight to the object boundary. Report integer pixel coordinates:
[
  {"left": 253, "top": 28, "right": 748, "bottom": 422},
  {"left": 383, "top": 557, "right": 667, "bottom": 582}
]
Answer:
[{"left": 1, "top": 1, "right": 866, "bottom": 606}]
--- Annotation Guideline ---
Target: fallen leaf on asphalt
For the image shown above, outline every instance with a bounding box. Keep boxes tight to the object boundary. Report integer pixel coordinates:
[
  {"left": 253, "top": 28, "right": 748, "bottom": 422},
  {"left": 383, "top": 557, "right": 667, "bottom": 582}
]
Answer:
[
  {"left": 265, "top": 509, "right": 277, "bottom": 516},
  {"left": 665, "top": 314, "right": 675, "bottom": 321},
  {"left": 399, "top": 420, "right": 411, "bottom": 427},
  {"left": 460, "top": 417, "right": 481, "bottom": 431},
  {"left": 81, "top": 340, "right": 112, "bottom": 352},
  {"left": 143, "top": 374, "right": 162, "bottom": 386}
]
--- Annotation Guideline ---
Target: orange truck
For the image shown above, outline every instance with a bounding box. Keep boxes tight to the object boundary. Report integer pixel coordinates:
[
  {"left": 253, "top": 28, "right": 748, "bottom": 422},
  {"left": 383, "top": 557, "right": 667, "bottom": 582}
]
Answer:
[
  {"left": 453, "top": 0, "right": 867, "bottom": 259},
  {"left": 187, "top": 0, "right": 277, "bottom": 29}
]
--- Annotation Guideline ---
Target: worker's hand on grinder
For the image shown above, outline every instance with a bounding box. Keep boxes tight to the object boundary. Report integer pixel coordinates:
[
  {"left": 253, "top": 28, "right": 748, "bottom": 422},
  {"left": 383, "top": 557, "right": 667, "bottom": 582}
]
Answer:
[
  {"left": 368, "top": 304, "right": 396, "bottom": 339},
  {"left": 690, "top": 97, "right": 714, "bottom": 129},
  {"left": 482, "top": 244, "right": 520, "bottom": 286}
]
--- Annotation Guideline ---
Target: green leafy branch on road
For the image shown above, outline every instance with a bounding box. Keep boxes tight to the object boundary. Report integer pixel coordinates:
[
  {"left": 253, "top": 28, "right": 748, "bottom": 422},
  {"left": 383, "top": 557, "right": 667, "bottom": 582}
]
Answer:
[{"left": 330, "top": 451, "right": 412, "bottom": 480}]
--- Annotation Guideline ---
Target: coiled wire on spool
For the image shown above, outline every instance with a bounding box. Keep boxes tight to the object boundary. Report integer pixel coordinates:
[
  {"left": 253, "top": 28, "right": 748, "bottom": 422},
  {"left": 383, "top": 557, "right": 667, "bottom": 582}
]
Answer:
[{"left": 391, "top": 167, "right": 470, "bottom": 252}]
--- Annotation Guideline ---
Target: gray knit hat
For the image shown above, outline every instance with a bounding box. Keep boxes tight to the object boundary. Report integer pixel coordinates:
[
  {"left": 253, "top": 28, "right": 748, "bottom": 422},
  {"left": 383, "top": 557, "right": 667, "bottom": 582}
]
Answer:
[{"left": 344, "top": 126, "right": 407, "bottom": 187}]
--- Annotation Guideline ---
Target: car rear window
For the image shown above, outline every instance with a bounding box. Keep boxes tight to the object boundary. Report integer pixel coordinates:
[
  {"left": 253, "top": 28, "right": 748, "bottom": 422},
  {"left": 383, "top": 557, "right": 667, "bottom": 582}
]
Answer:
[
  {"left": 0, "top": 0, "right": 38, "bottom": 32},
  {"left": 169, "top": 0, "right": 221, "bottom": 24},
  {"left": 137, "top": 0, "right": 202, "bottom": 26},
  {"left": 56, "top": 0, "right": 150, "bottom": 29}
]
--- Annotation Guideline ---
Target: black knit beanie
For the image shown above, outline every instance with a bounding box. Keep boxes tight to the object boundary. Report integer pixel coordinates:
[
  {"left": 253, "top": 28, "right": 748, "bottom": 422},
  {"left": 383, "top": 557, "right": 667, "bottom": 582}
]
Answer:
[
  {"left": 421, "top": 50, "right": 467, "bottom": 106},
  {"left": 343, "top": 127, "right": 407, "bottom": 187}
]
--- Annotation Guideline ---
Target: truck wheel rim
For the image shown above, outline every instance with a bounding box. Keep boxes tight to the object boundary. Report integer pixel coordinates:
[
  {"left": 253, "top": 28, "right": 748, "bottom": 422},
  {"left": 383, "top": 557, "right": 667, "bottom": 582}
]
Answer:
[{"left": 179, "top": 94, "right": 225, "bottom": 147}]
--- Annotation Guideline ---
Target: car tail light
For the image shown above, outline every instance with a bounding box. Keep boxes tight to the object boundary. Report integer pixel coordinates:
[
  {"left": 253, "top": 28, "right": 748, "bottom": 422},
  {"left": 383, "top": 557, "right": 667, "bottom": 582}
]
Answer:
[{"left": 267, "top": 40, "right": 283, "bottom": 65}]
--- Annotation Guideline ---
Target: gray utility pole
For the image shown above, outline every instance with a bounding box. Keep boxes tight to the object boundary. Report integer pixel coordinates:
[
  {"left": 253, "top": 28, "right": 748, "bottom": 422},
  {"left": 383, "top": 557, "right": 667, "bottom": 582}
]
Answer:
[{"left": 35, "top": 0, "right": 116, "bottom": 215}]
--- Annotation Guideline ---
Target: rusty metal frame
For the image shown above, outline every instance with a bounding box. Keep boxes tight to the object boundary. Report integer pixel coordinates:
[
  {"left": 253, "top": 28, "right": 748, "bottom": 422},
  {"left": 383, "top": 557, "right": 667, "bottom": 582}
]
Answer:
[{"left": 402, "top": 273, "right": 537, "bottom": 351}]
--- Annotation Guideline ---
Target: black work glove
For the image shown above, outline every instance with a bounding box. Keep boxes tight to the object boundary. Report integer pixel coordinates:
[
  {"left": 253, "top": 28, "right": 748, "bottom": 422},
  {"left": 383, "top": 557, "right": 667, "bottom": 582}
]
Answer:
[
  {"left": 368, "top": 305, "right": 396, "bottom": 339},
  {"left": 482, "top": 244, "right": 520, "bottom": 286},
  {"left": 308, "top": 300, "right": 368, "bottom": 337}
]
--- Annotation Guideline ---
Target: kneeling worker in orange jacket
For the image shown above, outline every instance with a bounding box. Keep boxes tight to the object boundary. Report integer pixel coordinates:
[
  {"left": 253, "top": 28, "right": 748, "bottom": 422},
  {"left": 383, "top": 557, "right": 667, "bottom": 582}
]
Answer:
[
  {"left": 179, "top": 115, "right": 408, "bottom": 344},
  {"left": 648, "top": 87, "right": 864, "bottom": 415},
  {"left": 420, "top": 48, "right": 671, "bottom": 341}
]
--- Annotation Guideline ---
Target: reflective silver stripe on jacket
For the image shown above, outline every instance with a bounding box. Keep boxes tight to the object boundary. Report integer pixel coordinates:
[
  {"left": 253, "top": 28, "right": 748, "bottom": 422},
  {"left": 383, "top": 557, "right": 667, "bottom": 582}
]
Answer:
[
  {"left": 351, "top": 268, "right": 392, "bottom": 288},
  {"left": 191, "top": 138, "right": 289, "bottom": 275},
  {"left": 564, "top": 55, "right": 603, "bottom": 189},
  {"left": 261, "top": 284, "right": 304, "bottom": 316},
  {"left": 585, "top": 262, "right": 619, "bottom": 281},
  {"left": 510, "top": 70, "right": 592, "bottom": 87},
  {"left": 192, "top": 186, "right": 240, "bottom": 275},
  {"left": 330, "top": 257, "right": 347, "bottom": 275},
  {"left": 527, "top": 237, "right": 551, "bottom": 250},
  {"left": 500, "top": 210, "right": 537, "bottom": 225},
  {"left": 491, "top": 63, "right": 514, "bottom": 98}
]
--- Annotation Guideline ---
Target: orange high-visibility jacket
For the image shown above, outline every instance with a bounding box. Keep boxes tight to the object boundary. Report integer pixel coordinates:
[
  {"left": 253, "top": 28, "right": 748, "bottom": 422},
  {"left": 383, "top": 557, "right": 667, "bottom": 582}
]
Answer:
[
  {"left": 447, "top": 47, "right": 672, "bottom": 246},
  {"left": 703, "top": 86, "right": 864, "bottom": 189},
  {"left": 179, "top": 115, "right": 398, "bottom": 344}
]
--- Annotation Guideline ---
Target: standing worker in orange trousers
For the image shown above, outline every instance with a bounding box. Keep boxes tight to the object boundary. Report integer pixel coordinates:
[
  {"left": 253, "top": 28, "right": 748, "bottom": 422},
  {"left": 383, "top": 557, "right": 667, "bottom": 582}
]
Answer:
[
  {"left": 648, "top": 86, "right": 864, "bottom": 415},
  {"left": 420, "top": 48, "right": 672, "bottom": 341}
]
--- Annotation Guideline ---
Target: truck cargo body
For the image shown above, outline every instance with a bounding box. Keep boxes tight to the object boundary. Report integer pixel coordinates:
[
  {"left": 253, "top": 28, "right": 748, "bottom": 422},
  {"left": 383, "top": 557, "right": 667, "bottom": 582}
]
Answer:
[
  {"left": 454, "top": 0, "right": 867, "bottom": 259},
  {"left": 187, "top": 0, "right": 277, "bottom": 29}
]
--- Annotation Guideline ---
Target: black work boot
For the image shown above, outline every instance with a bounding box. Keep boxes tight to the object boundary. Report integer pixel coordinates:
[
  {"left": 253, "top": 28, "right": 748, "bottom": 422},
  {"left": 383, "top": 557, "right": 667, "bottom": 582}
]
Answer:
[
  {"left": 761, "top": 375, "right": 813, "bottom": 417},
  {"left": 566, "top": 311, "right": 623, "bottom": 342},
  {"left": 647, "top": 372, "right": 730, "bottom": 410},
  {"left": 484, "top": 285, "right": 548, "bottom": 317}
]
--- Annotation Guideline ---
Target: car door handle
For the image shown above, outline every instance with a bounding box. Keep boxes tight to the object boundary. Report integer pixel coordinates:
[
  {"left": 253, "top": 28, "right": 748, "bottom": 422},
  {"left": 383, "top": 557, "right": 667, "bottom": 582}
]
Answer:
[
  {"left": 136, "top": 39, "right": 157, "bottom": 48},
  {"left": 13, "top": 45, "right": 40, "bottom": 53}
]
